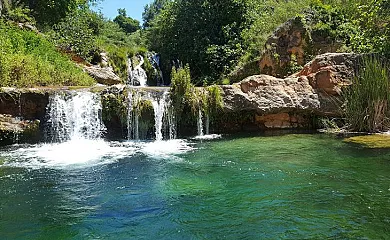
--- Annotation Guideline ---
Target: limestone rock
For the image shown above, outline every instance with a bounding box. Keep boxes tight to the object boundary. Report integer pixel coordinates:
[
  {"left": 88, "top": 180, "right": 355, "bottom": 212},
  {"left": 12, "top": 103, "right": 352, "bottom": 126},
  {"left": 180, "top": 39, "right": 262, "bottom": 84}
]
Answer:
[
  {"left": 255, "top": 113, "right": 306, "bottom": 128},
  {"left": 259, "top": 16, "right": 341, "bottom": 78},
  {"left": 222, "top": 74, "right": 320, "bottom": 114},
  {"left": 84, "top": 65, "right": 122, "bottom": 85},
  {"left": 298, "top": 53, "right": 361, "bottom": 95}
]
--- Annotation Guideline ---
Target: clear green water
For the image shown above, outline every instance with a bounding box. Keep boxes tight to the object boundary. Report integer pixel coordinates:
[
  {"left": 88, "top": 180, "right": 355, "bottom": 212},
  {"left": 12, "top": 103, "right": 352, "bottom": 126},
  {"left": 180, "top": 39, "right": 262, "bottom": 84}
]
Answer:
[{"left": 1, "top": 134, "right": 390, "bottom": 239}]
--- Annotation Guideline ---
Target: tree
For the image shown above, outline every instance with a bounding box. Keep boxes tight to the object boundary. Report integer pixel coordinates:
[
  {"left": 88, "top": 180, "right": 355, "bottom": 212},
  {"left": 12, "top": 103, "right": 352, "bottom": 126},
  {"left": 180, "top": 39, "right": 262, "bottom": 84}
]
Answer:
[
  {"left": 142, "top": 0, "right": 171, "bottom": 28},
  {"left": 147, "top": 0, "right": 246, "bottom": 83},
  {"left": 113, "top": 8, "right": 140, "bottom": 34}
]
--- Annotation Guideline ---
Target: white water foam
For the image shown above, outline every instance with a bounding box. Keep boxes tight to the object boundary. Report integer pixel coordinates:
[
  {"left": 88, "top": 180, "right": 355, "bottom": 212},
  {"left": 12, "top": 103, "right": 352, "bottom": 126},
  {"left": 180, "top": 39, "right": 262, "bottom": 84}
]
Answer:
[
  {"left": 192, "top": 134, "right": 222, "bottom": 140},
  {"left": 1, "top": 139, "right": 196, "bottom": 169},
  {"left": 140, "top": 139, "right": 195, "bottom": 159},
  {"left": 1, "top": 140, "right": 137, "bottom": 169}
]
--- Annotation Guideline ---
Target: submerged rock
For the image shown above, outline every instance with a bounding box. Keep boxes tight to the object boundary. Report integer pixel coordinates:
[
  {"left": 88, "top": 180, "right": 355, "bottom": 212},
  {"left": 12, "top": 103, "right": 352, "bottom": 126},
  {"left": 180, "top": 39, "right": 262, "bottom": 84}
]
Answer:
[{"left": 344, "top": 134, "right": 390, "bottom": 148}]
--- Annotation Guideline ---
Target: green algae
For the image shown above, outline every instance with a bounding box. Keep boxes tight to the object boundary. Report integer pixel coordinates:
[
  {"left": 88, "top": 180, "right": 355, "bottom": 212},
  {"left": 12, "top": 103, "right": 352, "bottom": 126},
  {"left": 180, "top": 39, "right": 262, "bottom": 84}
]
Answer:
[{"left": 344, "top": 134, "right": 390, "bottom": 148}]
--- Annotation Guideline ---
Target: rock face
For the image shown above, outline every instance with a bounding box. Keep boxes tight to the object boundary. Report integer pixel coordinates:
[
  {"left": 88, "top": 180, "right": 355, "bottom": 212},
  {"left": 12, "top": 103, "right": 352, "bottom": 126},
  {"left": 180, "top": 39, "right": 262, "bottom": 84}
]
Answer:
[
  {"left": 297, "top": 53, "right": 361, "bottom": 95},
  {"left": 222, "top": 75, "right": 319, "bottom": 113},
  {"left": 0, "top": 114, "right": 40, "bottom": 145},
  {"left": 220, "top": 53, "right": 359, "bottom": 130},
  {"left": 0, "top": 88, "right": 49, "bottom": 120},
  {"left": 84, "top": 65, "right": 122, "bottom": 85},
  {"left": 230, "top": 16, "right": 342, "bottom": 82},
  {"left": 260, "top": 17, "right": 341, "bottom": 78}
]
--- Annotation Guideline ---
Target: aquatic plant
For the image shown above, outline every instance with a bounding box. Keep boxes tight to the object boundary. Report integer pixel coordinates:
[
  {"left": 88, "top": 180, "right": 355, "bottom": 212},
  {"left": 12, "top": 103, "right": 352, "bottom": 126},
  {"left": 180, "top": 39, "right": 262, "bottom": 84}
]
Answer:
[{"left": 344, "top": 56, "right": 390, "bottom": 132}]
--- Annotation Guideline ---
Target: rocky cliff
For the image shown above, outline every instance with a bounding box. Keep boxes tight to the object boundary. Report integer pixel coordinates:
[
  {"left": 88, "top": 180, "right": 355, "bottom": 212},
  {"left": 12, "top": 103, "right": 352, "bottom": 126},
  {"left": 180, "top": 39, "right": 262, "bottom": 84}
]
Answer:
[{"left": 219, "top": 53, "right": 361, "bottom": 130}]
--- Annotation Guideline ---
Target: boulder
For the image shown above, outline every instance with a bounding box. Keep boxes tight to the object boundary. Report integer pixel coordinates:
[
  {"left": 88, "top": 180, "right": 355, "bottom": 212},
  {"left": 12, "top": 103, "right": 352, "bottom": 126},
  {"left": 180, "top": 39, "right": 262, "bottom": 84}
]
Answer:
[
  {"left": 222, "top": 75, "right": 320, "bottom": 114},
  {"left": 84, "top": 65, "right": 122, "bottom": 85},
  {"left": 220, "top": 53, "right": 361, "bottom": 129}
]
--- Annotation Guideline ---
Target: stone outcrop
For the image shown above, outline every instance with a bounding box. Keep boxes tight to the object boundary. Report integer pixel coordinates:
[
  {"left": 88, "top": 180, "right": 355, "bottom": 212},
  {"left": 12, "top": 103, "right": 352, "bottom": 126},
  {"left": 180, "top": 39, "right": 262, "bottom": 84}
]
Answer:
[
  {"left": 0, "top": 114, "right": 40, "bottom": 145},
  {"left": 297, "top": 53, "right": 361, "bottom": 95},
  {"left": 0, "top": 88, "right": 49, "bottom": 120},
  {"left": 222, "top": 75, "right": 319, "bottom": 113},
  {"left": 84, "top": 52, "right": 122, "bottom": 85},
  {"left": 220, "top": 53, "right": 359, "bottom": 129},
  {"left": 260, "top": 17, "right": 342, "bottom": 78},
  {"left": 84, "top": 65, "right": 122, "bottom": 85},
  {"left": 229, "top": 16, "right": 343, "bottom": 82}
]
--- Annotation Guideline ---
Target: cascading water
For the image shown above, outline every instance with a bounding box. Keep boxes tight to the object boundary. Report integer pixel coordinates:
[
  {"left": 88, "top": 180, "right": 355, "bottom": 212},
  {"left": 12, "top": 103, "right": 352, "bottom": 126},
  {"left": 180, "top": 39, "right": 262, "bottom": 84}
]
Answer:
[
  {"left": 127, "top": 90, "right": 141, "bottom": 140},
  {"left": 46, "top": 91, "right": 105, "bottom": 142},
  {"left": 152, "top": 91, "right": 168, "bottom": 141},
  {"left": 128, "top": 55, "right": 148, "bottom": 87},
  {"left": 165, "top": 97, "right": 177, "bottom": 140},
  {"left": 197, "top": 108, "right": 204, "bottom": 136}
]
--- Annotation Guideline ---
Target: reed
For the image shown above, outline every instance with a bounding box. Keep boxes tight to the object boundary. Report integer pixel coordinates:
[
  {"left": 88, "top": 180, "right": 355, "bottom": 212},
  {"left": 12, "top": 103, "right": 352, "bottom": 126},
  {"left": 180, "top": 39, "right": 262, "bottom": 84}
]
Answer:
[{"left": 345, "top": 56, "right": 390, "bottom": 132}]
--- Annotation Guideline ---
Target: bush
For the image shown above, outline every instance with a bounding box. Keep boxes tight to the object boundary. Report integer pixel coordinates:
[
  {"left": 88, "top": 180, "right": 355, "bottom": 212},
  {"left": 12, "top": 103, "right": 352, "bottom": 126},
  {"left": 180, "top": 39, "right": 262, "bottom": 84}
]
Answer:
[{"left": 345, "top": 56, "right": 390, "bottom": 132}]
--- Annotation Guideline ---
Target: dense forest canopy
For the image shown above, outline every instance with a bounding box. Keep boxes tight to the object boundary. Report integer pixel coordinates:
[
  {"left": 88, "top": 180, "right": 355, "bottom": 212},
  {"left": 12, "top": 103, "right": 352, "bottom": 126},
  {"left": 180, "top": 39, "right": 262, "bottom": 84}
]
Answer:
[{"left": 0, "top": 0, "right": 388, "bottom": 87}]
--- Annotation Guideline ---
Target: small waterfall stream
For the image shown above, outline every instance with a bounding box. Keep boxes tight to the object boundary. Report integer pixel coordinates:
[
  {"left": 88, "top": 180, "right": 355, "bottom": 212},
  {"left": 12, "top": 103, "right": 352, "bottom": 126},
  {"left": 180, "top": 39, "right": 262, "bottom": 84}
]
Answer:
[
  {"left": 197, "top": 108, "right": 204, "bottom": 136},
  {"left": 126, "top": 88, "right": 176, "bottom": 141},
  {"left": 152, "top": 92, "right": 168, "bottom": 141},
  {"left": 45, "top": 91, "right": 105, "bottom": 142},
  {"left": 127, "top": 90, "right": 141, "bottom": 140},
  {"left": 128, "top": 55, "right": 148, "bottom": 87}
]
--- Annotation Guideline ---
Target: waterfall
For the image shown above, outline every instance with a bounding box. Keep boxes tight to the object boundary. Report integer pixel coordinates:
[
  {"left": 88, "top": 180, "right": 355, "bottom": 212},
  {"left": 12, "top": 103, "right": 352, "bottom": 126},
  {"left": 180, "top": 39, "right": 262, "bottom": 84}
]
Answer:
[
  {"left": 127, "top": 88, "right": 176, "bottom": 141},
  {"left": 152, "top": 91, "right": 168, "bottom": 141},
  {"left": 127, "top": 90, "right": 141, "bottom": 140},
  {"left": 45, "top": 92, "right": 105, "bottom": 142},
  {"left": 165, "top": 97, "right": 176, "bottom": 140},
  {"left": 128, "top": 55, "right": 148, "bottom": 87},
  {"left": 197, "top": 108, "right": 204, "bottom": 136}
]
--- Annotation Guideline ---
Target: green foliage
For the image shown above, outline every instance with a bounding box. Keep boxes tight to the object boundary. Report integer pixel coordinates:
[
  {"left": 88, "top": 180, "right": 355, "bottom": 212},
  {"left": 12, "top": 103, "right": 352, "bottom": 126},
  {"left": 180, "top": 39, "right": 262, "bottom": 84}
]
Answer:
[
  {"left": 170, "top": 65, "right": 195, "bottom": 118},
  {"left": 17, "top": 0, "right": 91, "bottom": 27},
  {"left": 0, "top": 21, "right": 94, "bottom": 87},
  {"left": 169, "top": 65, "right": 224, "bottom": 132},
  {"left": 147, "top": 0, "right": 246, "bottom": 83},
  {"left": 2, "top": 5, "right": 35, "bottom": 24},
  {"left": 345, "top": 56, "right": 390, "bottom": 132},
  {"left": 113, "top": 8, "right": 141, "bottom": 34},
  {"left": 205, "top": 85, "right": 224, "bottom": 118},
  {"left": 49, "top": 9, "right": 101, "bottom": 61},
  {"left": 142, "top": 0, "right": 171, "bottom": 28},
  {"left": 102, "top": 92, "right": 128, "bottom": 124}
]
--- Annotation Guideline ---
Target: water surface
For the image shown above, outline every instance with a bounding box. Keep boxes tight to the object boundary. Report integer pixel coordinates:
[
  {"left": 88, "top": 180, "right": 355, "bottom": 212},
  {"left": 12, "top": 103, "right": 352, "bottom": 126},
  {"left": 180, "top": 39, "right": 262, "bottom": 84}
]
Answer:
[{"left": 1, "top": 134, "right": 389, "bottom": 239}]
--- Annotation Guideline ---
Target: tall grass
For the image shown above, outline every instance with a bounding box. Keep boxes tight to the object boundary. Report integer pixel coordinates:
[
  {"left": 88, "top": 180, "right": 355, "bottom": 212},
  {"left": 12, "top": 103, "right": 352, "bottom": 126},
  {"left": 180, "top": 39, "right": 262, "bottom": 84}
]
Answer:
[
  {"left": 0, "top": 21, "right": 95, "bottom": 87},
  {"left": 345, "top": 56, "right": 390, "bottom": 132}
]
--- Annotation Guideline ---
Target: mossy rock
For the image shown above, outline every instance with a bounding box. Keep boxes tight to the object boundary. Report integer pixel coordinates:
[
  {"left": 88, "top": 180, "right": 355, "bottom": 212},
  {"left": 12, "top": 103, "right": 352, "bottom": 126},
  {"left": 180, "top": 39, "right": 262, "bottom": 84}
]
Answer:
[{"left": 344, "top": 134, "right": 390, "bottom": 148}]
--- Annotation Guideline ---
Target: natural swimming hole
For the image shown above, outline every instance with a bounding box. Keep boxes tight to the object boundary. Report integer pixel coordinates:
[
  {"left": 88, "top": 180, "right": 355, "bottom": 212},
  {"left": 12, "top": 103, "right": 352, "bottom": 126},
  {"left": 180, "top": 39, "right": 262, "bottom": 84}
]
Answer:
[{"left": 1, "top": 133, "right": 389, "bottom": 239}]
